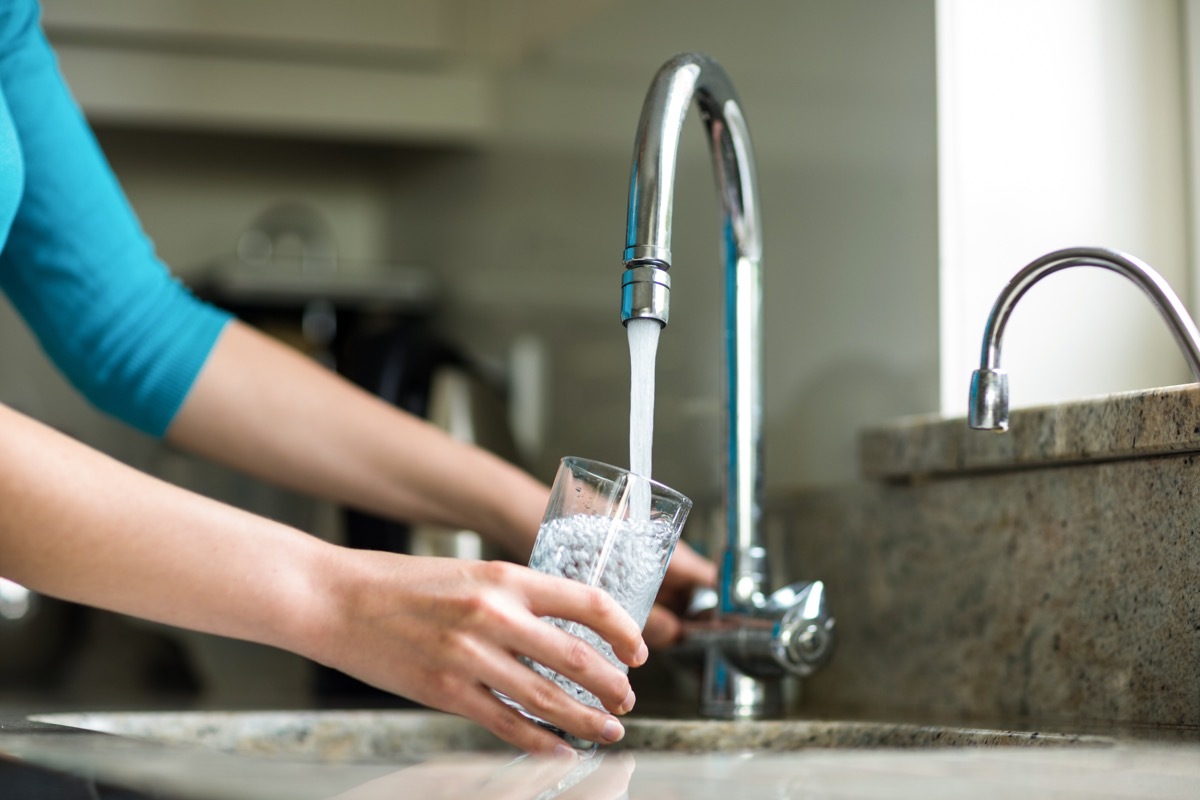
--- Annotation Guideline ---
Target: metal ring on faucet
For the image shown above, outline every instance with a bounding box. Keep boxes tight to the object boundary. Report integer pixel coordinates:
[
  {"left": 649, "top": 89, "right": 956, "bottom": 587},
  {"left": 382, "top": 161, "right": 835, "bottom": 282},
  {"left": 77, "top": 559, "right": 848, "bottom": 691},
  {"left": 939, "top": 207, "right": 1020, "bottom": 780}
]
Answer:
[{"left": 621, "top": 265, "right": 671, "bottom": 326}]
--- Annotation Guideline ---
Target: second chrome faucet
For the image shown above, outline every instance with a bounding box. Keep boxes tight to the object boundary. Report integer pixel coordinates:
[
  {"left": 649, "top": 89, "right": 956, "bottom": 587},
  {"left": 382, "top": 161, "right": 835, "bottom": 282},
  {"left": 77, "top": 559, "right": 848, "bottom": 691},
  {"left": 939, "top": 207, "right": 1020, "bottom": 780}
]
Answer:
[{"left": 969, "top": 246, "right": 1200, "bottom": 432}]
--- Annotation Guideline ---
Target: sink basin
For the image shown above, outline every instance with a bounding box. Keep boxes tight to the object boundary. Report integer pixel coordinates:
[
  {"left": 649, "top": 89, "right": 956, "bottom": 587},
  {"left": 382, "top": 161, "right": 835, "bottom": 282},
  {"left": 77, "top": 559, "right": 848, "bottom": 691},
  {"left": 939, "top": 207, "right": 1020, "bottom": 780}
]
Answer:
[
  {"left": 9, "top": 711, "right": 1177, "bottom": 800},
  {"left": 31, "top": 710, "right": 1114, "bottom": 762}
]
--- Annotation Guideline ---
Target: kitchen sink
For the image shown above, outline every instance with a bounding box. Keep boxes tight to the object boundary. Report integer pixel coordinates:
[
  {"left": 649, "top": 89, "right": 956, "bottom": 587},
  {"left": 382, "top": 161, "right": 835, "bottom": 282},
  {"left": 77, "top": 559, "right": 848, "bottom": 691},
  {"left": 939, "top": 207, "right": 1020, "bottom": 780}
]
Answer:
[
  {"left": 30, "top": 710, "right": 1114, "bottom": 762},
  {"left": 7, "top": 710, "right": 1171, "bottom": 800}
]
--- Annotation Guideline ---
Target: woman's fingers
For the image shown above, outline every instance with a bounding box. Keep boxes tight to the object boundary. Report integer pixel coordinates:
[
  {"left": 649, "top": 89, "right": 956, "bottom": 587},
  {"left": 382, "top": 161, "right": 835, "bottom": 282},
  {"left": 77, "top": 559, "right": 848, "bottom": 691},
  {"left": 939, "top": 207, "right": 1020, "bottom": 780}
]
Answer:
[
  {"left": 492, "top": 606, "right": 636, "bottom": 715},
  {"left": 511, "top": 565, "right": 648, "bottom": 669},
  {"left": 452, "top": 684, "right": 579, "bottom": 755},
  {"left": 316, "top": 554, "right": 650, "bottom": 754},
  {"left": 465, "top": 623, "right": 638, "bottom": 738},
  {"left": 642, "top": 605, "right": 682, "bottom": 648},
  {"left": 640, "top": 541, "right": 718, "bottom": 648},
  {"left": 466, "top": 564, "right": 638, "bottom": 716},
  {"left": 455, "top": 565, "right": 640, "bottom": 742},
  {"left": 451, "top": 678, "right": 628, "bottom": 756},
  {"left": 467, "top": 647, "right": 629, "bottom": 748},
  {"left": 661, "top": 541, "right": 718, "bottom": 597}
]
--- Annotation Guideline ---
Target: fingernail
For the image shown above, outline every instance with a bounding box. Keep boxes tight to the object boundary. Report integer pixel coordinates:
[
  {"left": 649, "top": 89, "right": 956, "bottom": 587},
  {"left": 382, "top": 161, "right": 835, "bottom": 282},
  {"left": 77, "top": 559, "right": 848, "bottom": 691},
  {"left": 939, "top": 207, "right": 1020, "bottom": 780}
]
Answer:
[
  {"left": 602, "top": 718, "right": 625, "bottom": 743},
  {"left": 553, "top": 743, "right": 578, "bottom": 760},
  {"left": 620, "top": 688, "right": 636, "bottom": 714},
  {"left": 634, "top": 641, "right": 649, "bottom": 665}
]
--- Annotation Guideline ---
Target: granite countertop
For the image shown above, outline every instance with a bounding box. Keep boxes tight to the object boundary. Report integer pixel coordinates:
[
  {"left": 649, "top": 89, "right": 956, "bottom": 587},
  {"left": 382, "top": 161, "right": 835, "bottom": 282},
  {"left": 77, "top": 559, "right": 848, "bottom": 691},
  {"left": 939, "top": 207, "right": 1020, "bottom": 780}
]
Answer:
[
  {"left": 859, "top": 382, "right": 1200, "bottom": 480},
  {"left": 802, "top": 382, "right": 1200, "bottom": 735},
  {"left": 5, "top": 388, "right": 1200, "bottom": 798},
  {"left": 1, "top": 708, "right": 1198, "bottom": 799}
]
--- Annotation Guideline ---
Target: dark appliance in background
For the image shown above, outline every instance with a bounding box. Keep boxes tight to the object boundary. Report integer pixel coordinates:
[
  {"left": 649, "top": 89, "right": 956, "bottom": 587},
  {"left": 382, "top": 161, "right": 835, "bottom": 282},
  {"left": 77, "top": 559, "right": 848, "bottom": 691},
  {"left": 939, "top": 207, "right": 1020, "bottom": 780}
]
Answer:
[
  {"left": 335, "top": 320, "right": 460, "bottom": 557},
  {"left": 0, "top": 203, "right": 524, "bottom": 704},
  {"left": 194, "top": 206, "right": 521, "bottom": 704},
  {"left": 194, "top": 281, "right": 521, "bottom": 703},
  {"left": 323, "top": 319, "right": 517, "bottom": 703}
]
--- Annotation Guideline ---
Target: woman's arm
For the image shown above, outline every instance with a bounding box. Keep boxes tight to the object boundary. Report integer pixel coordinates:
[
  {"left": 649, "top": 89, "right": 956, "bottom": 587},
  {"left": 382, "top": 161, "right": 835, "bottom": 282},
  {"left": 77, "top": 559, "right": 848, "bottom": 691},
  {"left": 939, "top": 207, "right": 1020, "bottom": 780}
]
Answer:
[
  {"left": 0, "top": 7, "right": 231, "bottom": 436},
  {"left": 166, "top": 322, "right": 718, "bottom": 642},
  {"left": 0, "top": 401, "right": 643, "bottom": 754},
  {"left": 166, "top": 320, "right": 549, "bottom": 560}
]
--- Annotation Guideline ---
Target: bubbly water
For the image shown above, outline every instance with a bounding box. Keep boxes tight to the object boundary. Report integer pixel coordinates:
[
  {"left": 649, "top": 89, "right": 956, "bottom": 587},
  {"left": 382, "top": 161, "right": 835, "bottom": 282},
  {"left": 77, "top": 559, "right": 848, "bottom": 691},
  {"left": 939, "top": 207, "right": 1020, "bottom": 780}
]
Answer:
[
  {"left": 496, "top": 318, "right": 668, "bottom": 731},
  {"left": 526, "top": 513, "right": 678, "bottom": 709},
  {"left": 627, "top": 319, "right": 661, "bottom": 521}
]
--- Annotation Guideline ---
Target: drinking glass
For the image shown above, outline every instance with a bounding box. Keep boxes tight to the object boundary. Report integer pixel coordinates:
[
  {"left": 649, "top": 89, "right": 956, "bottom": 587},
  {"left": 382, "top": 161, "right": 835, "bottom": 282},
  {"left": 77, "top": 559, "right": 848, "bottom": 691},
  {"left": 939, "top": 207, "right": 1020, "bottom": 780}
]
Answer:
[{"left": 497, "top": 456, "right": 692, "bottom": 746}]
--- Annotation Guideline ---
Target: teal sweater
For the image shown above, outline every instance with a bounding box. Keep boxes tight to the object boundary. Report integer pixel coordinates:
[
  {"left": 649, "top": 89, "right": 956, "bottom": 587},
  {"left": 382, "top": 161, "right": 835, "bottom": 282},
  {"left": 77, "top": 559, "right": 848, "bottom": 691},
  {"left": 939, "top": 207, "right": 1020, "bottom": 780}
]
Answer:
[{"left": 0, "top": 0, "right": 230, "bottom": 436}]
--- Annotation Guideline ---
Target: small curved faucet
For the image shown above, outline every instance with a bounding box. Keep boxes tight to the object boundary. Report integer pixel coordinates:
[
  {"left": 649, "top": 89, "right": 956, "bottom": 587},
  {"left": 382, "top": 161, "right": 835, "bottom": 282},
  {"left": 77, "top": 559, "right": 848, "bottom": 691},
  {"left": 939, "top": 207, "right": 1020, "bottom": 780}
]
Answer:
[
  {"left": 969, "top": 246, "right": 1200, "bottom": 431},
  {"left": 621, "top": 53, "right": 834, "bottom": 719}
]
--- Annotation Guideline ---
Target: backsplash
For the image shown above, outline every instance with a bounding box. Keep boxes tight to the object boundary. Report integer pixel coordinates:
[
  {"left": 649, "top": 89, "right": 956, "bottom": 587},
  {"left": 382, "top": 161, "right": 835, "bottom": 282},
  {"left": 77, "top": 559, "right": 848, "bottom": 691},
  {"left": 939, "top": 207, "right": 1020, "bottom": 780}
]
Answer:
[{"left": 776, "top": 387, "right": 1200, "bottom": 728}]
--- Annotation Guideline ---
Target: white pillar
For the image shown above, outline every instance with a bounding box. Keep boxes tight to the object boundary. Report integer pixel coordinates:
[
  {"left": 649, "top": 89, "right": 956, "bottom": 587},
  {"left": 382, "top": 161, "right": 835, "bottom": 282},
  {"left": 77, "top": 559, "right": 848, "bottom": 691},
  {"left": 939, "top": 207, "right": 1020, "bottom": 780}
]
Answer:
[{"left": 937, "top": 0, "right": 1190, "bottom": 415}]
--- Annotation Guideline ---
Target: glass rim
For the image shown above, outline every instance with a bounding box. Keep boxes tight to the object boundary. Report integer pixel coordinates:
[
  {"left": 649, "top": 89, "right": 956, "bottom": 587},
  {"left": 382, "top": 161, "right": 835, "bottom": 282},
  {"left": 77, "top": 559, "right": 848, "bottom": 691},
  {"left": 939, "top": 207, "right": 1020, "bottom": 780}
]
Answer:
[{"left": 560, "top": 455, "right": 693, "bottom": 509}]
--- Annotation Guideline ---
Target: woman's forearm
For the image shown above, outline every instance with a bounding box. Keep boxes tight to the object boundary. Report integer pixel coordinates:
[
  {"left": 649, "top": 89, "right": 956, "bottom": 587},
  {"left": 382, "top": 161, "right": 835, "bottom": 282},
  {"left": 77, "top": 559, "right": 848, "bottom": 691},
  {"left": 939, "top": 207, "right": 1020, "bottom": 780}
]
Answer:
[
  {"left": 0, "top": 401, "right": 328, "bottom": 652},
  {"left": 164, "top": 320, "right": 717, "bottom": 649},
  {"left": 166, "top": 321, "right": 547, "bottom": 560},
  {"left": 0, "top": 400, "right": 644, "bottom": 753}
]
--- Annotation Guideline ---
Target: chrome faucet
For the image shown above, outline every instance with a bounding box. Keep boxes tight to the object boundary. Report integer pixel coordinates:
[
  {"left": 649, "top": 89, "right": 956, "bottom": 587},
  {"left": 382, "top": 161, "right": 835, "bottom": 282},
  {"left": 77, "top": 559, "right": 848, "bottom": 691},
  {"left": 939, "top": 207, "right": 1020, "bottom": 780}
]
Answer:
[
  {"left": 620, "top": 53, "right": 835, "bottom": 719},
  {"left": 969, "top": 246, "right": 1200, "bottom": 431}
]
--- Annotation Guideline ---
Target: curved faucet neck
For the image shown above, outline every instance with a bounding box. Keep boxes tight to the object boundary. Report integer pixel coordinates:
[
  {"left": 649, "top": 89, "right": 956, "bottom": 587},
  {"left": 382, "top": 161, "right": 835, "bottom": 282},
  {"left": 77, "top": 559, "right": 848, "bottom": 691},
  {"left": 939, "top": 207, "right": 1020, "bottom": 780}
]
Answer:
[
  {"left": 970, "top": 246, "right": 1200, "bottom": 431},
  {"left": 623, "top": 53, "right": 763, "bottom": 269},
  {"left": 624, "top": 53, "right": 837, "bottom": 722},
  {"left": 622, "top": 53, "right": 766, "bottom": 611}
]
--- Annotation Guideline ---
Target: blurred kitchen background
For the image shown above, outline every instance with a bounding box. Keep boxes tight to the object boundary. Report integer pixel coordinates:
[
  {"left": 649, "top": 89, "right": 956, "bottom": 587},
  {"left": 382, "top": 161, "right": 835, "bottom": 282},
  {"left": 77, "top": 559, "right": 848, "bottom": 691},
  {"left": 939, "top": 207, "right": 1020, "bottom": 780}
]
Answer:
[{"left": 0, "top": 0, "right": 1195, "bottom": 708}]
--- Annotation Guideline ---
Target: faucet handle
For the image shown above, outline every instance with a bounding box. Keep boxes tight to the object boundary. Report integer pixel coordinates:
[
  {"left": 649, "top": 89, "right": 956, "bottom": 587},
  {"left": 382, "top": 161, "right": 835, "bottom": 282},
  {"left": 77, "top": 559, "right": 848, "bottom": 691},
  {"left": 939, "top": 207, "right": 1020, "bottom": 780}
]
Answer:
[
  {"left": 672, "top": 581, "right": 836, "bottom": 679},
  {"left": 684, "top": 585, "right": 719, "bottom": 619},
  {"left": 769, "top": 581, "right": 836, "bottom": 677}
]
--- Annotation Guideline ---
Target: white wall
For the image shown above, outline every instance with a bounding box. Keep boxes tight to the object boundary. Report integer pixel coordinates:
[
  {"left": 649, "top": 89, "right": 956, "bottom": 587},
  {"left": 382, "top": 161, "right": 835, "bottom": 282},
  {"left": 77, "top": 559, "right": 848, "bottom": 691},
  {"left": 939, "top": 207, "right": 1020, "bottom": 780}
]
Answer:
[
  {"left": 1186, "top": 0, "right": 1200, "bottom": 317},
  {"left": 937, "top": 0, "right": 1191, "bottom": 416},
  {"left": 21, "top": 2, "right": 1193, "bottom": 493},
  {"left": 6, "top": 0, "right": 941, "bottom": 503},
  {"left": 395, "top": 0, "right": 941, "bottom": 496},
  {"left": 0, "top": 131, "right": 396, "bottom": 467},
  {"left": 0, "top": 129, "right": 405, "bottom": 703}
]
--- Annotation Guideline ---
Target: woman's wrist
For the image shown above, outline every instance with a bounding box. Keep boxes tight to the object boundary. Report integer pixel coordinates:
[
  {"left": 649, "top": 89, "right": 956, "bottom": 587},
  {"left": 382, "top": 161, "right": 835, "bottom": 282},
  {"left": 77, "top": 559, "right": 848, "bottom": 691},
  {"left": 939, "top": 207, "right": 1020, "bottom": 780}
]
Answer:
[
  {"left": 485, "top": 469, "right": 549, "bottom": 562},
  {"left": 417, "top": 443, "right": 547, "bottom": 562},
  {"left": 263, "top": 536, "right": 361, "bottom": 667}
]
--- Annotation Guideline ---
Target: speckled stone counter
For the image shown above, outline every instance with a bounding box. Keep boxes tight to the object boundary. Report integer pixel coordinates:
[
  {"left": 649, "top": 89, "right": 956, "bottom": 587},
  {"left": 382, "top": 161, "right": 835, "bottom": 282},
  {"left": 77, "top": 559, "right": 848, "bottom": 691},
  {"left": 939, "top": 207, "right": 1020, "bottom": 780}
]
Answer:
[
  {"left": 1, "top": 709, "right": 1197, "bottom": 799},
  {"left": 3, "top": 386, "right": 1199, "bottom": 797},
  {"left": 768, "top": 385, "right": 1200, "bottom": 730},
  {"left": 860, "top": 382, "right": 1200, "bottom": 479}
]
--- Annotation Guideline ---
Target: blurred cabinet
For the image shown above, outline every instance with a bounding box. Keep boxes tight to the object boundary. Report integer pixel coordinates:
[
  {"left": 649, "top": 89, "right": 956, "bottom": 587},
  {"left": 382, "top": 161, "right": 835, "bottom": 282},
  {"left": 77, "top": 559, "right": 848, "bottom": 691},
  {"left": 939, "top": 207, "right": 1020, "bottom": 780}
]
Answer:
[{"left": 40, "top": 0, "right": 494, "bottom": 144}]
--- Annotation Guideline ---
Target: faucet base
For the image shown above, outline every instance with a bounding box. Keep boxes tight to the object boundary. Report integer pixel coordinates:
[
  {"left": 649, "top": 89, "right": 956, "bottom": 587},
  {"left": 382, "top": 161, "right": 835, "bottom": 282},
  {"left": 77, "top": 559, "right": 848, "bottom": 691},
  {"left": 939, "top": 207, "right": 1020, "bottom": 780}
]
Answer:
[{"left": 700, "top": 648, "right": 786, "bottom": 720}]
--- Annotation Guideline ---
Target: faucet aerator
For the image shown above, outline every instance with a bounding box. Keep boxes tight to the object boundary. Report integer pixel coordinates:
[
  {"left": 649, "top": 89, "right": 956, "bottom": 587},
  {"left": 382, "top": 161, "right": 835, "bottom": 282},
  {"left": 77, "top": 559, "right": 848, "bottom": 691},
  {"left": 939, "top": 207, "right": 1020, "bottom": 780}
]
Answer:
[
  {"left": 968, "top": 247, "right": 1200, "bottom": 437},
  {"left": 621, "top": 265, "right": 671, "bottom": 327},
  {"left": 968, "top": 368, "right": 1009, "bottom": 431}
]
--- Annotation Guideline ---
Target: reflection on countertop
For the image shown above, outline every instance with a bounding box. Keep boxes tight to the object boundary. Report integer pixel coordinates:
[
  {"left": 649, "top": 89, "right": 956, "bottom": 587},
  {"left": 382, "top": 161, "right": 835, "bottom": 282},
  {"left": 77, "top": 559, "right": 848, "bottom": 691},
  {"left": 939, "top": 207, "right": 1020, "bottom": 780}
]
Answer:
[
  {"left": 6, "top": 382, "right": 1200, "bottom": 798},
  {"left": 1, "top": 708, "right": 1198, "bottom": 799}
]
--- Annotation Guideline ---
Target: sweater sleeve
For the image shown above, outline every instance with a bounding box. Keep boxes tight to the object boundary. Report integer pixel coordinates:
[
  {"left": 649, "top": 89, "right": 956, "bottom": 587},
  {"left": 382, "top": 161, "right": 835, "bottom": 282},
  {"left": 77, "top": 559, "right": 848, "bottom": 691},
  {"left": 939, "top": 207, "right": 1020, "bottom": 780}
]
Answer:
[{"left": 0, "top": 1, "right": 231, "bottom": 437}]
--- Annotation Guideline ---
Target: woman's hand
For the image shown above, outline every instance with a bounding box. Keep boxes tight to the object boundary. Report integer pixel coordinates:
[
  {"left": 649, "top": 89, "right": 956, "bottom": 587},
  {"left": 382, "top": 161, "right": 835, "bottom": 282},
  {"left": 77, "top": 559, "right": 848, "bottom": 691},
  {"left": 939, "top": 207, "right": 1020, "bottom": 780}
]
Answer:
[
  {"left": 303, "top": 551, "right": 647, "bottom": 755},
  {"left": 167, "top": 322, "right": 719, "bottom": 650},
  {"left": 0, "top": 400, "right": 644, "bottom": 757},
  {"left": 643, "top": 541, "right": 718, "bottom": 648}
]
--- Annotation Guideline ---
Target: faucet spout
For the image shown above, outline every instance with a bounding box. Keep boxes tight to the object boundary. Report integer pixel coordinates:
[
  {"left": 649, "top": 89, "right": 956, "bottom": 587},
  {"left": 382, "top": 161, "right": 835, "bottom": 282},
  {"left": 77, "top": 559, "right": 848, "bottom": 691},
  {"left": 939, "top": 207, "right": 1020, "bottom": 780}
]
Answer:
[
  {"left": 621, "top": 54, "right": 833, "bottom": 720},
  {"left": 969, "top": 246, "right": 1200, "bottom": 431},
  {"left": 621, "top": 53, "right": 762, "bottom": 272},
  {"left": 622, "top": 52, "right": 764, "bottom": 602}
]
